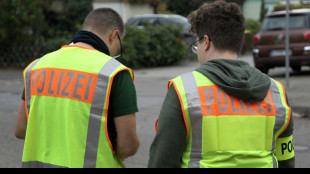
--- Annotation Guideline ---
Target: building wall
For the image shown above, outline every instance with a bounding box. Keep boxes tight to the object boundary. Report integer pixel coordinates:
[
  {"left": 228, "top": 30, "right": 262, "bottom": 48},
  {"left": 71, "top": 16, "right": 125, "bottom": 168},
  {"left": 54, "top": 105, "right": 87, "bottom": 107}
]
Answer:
[
  {"left": 243, "top": 0, "right": 262, "bottom": 20},
  {"left": 93, "top": 0, "right": 153, "bottom": 23},
  {"left": 266, "top": 0, "right": 282, "bottom": 13},
  {"left": 243, "top": 0, "right": 284, "bottom": 20}
]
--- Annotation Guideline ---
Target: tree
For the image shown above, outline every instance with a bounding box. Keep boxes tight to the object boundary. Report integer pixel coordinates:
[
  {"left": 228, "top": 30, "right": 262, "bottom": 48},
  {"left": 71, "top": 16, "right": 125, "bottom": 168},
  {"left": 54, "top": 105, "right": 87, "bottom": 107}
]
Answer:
[
  {"left": 0, "top": 0, "right": 93, "bottom": 48},
  {"left": 0, "top": 0, "right": 93, "bottom": 68},
  {"left": 43, "top": 0, "right": 93, "bottom": 52},
  {"left": 149, "top": 0, "right": 161, "bottom": 14},
  {"left": 167, "top": 0, "right": 207, "bottom": 17},
  {"left": 0, "top": 0, "right": 49, "bottom": 47},
  {"left": 260, "top": 0, "right": 268, "bottom": 22}
]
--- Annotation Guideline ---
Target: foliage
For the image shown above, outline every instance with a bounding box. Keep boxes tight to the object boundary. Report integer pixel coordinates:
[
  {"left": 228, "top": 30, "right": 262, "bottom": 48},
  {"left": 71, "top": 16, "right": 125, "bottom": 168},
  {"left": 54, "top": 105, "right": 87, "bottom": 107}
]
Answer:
[
  {"left": 245, "top": 19, "right": 261, "bottom": 35},
  {"left": 167, "top": 0, "right": 204, "bottom": 17},
  {"left": 0, "top": 0, "right": 50, "bottom": 68},
  {"left": 273, "top": 2, "right": 310, "bottom": 12},
  {"left": 0, "top": 0, "right": 93, "bottom": 68},
  {"left": 119, "top": 25, "right": 186, "bottom": 68},
  {"left": 43, "top": 0, "right": 93, "bottom": 52},
  {"left": 0, "top": 0, "right": 93, "bottom": 47},
  {"left": 0, "top": 0, "right": 48, "bottom": 46},
  {"left": 166, "top": 0, "right": 245, "bottom": 17}
]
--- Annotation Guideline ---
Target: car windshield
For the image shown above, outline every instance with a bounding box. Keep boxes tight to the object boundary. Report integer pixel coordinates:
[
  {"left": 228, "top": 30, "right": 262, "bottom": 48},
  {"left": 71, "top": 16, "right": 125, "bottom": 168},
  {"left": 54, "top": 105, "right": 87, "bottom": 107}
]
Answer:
[
  {"left": 261, "top": 14, "right": 308, "bottom": 31},
  {"left": 128, "top": 17, "right": 159, "bottom": 26},
  {"left": 127, "top": 16, "right": 190, "bottom": 31},
  {"left": 160, "top": 17, "right": 190, "bottom": 31}
]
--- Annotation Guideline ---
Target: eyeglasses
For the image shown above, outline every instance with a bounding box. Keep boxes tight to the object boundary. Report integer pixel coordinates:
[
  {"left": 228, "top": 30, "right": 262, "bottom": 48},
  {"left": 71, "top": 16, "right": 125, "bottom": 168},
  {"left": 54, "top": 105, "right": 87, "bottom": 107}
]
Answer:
[
  {"left": 113, "top": 34, "right": 123, "bottom": 59},
  {"left": 191, "top": 36, "right": 212, "bottom": 54}
]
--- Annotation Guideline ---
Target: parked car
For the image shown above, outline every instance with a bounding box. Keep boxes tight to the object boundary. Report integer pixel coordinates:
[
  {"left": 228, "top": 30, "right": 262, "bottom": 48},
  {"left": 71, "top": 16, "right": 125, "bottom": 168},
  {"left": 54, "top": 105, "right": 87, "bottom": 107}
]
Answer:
[
  {"left": 126, "top": 14, "right": 194, "bottom": 38},
  {"left": 126, "top": 14, "right": 196, "bottom": 59},
  {"left": 253, "top": 9, "right": 310, "bottom": 74}
]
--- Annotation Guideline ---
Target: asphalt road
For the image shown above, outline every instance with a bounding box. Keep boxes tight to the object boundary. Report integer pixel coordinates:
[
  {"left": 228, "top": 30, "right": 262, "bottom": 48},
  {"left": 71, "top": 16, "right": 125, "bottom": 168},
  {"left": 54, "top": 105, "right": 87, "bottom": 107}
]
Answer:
[{"left": 0, "top": 54, "right": 309, "bottom": 168}]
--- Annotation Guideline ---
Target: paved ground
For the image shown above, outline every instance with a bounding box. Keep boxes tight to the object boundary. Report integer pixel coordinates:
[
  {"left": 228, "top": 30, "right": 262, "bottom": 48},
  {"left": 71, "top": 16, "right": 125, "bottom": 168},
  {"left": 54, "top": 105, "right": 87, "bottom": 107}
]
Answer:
[
  {"left": 0, "top": 70, "right": 25, "bottom": 167},
  {"left": 0, "top": 54, "right": 309, "bottom": 168}
]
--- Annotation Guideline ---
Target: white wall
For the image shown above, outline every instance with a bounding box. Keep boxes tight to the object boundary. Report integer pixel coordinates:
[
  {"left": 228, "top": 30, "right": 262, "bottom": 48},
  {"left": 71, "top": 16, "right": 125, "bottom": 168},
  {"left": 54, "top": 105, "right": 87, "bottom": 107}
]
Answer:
[
  {"left": 243, "top": 0, "right": 262, "bottom": 20},
  {"left": 243, "top": 0, "right": 282, "bottom": 20},
  {"left": 93, "top": 2, "right": 153, "bottom": 23}
]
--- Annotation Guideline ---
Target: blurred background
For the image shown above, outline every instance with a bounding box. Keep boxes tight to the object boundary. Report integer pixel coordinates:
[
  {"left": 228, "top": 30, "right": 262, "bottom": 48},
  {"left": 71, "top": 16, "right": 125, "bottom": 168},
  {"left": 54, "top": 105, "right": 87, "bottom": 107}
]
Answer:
[
  {"left": 1, "top": 0, "right": 310, "bottom": 168},
  {"left": 1, "top": 0, "right": 305, "bottom": 70}
]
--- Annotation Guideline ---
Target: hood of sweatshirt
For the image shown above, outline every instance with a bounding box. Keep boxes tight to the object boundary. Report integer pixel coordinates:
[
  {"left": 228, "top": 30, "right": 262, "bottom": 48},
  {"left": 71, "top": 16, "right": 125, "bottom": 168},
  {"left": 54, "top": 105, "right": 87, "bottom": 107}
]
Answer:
[{"left": 196, "top": 59, "right": 271, "bottom": 102}]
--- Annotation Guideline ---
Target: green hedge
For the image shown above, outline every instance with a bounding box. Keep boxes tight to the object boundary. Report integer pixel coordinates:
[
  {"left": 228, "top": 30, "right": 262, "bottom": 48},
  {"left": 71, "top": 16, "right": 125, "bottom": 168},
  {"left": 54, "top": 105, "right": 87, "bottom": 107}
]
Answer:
[{"left": 119, "top": 25, "right": 186, "bottom": 68}]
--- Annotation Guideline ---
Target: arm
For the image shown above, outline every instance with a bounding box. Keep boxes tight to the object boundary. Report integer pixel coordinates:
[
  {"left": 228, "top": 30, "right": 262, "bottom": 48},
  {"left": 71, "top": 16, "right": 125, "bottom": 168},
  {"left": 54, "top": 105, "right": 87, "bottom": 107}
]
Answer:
[
  {"left": 275, "top": 94, "right": 295, "bottom": 168},
  {"left": 15, "top": 100, "right": 27, "bottom": 140},
  {"left": 148, "top": 86, "right": 187, "bottom": 168},
  {"left": 114, "top": 113, "right": 140, "bottom": 160},
  {"left": 108, "top": 70, "right": 139, "bottom": 160},
  {"left": 275, "top": 119, "right": 295, "bottom": 168}
]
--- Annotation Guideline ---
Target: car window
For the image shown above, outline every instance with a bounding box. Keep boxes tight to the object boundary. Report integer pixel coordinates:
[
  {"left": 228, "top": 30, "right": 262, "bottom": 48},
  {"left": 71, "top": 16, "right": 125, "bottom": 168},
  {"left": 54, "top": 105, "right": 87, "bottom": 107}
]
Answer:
[
  {"left": 126, "top": 15, "right": 191, "bottom": 34},
  {"left": 130, "top": 17, "right": 159, "bottom": 26},
  {"left": 261, "top": 14, "right": 309, "bottom": 31},
  {"left": 171, "top": 17, "right": 190, "bottom": 30},
  {"left": 159, "top": 17, "right": 171, "bottom": 25},
  {"left": 159, "top": 17, "right": 190, "bottom": 31}
]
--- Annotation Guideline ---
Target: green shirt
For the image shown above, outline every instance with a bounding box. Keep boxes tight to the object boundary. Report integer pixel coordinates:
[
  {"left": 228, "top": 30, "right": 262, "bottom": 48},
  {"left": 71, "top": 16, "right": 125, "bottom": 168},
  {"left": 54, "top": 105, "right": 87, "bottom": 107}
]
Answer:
[{"left": 22, "top": 70, "right": 138, "bottom": 148}]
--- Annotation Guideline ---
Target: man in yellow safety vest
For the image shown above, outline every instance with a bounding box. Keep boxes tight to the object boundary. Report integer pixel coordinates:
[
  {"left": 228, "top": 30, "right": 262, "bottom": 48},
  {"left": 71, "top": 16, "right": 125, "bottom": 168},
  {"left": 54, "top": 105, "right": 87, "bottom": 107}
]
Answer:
[
  {"left": 15, "top": 8, "right": 140, "bottom": 168},
  {"left": 148, "top": 0, "right": 295, "bottom": 168}
]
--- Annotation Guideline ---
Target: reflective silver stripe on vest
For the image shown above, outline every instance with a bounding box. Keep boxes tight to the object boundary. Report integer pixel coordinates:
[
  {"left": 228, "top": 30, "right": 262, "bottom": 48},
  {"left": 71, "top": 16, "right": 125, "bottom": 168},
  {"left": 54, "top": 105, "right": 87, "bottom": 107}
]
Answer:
[
  {"left": 270, "top": 79, "right": 287, "bottom": 138},
  {"left": 270, "top": 79, "right": 288, "bottom": 168},
  {"left": 181, "top": 72, "right": 203, "bottom": 168},
  {"left": 83, "top": 58, "right": 121, "bottom": 168},
  {"left": 25, "top": 59, "right": 40, "bottom": 115},
  {"left": 22, "top": 161, "right": 67, "bottom": 168}
]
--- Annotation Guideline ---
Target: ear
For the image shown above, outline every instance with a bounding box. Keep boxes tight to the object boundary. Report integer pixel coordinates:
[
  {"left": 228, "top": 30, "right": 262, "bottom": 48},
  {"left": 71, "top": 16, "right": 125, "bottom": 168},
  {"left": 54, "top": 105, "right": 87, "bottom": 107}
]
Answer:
[
  {"left": 204, "top": 35, "right": 211, "bottom": 51},
  {"left": 109, "top": 30, "right": 119, "bottom": 43}
]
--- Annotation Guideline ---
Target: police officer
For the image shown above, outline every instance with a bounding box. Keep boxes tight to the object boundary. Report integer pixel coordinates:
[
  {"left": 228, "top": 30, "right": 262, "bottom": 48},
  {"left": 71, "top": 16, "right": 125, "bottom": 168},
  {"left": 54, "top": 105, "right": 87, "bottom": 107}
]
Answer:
[
  {"left": 15, "top": 8, "right": 140, "bottom": 168},
  {"left": 148, "top": 0, "right": 295, "bottom": 168}
]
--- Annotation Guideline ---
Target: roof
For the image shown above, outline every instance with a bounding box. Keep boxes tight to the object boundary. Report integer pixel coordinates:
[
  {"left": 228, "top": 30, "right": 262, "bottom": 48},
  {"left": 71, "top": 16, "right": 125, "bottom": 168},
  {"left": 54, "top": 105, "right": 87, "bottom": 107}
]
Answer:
[
  {"left": 269, "top": 8, "right": 310, "bottom": 16},
  {"left": 129, "top": 14, "right": 186, "bottom": 19}
]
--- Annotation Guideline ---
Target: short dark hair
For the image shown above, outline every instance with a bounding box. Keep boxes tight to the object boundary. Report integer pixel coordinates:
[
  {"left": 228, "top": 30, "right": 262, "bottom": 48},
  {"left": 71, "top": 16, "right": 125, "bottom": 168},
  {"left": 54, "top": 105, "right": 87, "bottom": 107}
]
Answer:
[
  {"left": 83, "top": 8, "right": 124, "bottom": 36},
  {"left": 188, "top": 0, "right": 245, "bottom": 54}
]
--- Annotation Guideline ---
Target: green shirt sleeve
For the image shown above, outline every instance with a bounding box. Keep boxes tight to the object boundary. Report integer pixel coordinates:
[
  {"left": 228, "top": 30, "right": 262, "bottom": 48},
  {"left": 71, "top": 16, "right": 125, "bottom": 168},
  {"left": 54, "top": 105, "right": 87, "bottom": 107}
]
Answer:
[
  {"left": 107, "top": 70, "right": 139, "bottom": 149},
  {"left": 108, "top": 70, "right": 138, "bottom": 118},
  {"left": 148, "top": 85, "right": 187, "bottom": 168}
]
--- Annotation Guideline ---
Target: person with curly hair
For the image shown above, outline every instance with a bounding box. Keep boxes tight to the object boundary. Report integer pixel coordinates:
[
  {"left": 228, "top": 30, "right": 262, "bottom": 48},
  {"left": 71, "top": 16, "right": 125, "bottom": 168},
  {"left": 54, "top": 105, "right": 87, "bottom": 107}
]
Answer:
[{"left": 148, "top": 0, "right": 294, "bottom": 168}]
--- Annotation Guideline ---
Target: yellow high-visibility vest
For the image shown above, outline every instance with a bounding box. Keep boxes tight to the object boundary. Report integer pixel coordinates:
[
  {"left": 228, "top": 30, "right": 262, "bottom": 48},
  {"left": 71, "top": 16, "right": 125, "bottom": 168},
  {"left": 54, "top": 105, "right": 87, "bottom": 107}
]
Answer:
[
  {"left": 168, "top": 71, "right": 293, "bottom": 168},
  {"left": 22, "top": 45, "right": 134, "bottom": 168}
]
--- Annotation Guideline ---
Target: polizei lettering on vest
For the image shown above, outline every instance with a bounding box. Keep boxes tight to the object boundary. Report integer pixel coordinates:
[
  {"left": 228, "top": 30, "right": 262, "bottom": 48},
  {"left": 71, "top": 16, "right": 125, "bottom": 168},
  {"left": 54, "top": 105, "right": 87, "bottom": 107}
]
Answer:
[
  {"left": 198, "top": 86, "right": 276, "bottom": 116},
  {"left": 30, "top": 68, "right": 97, "bottom": 103}
]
